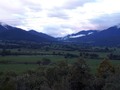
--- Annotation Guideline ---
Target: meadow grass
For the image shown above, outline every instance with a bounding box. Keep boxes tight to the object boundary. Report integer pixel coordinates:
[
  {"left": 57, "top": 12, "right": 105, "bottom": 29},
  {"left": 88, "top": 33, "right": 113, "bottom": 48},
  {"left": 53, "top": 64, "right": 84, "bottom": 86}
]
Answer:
[
  {"left": 0, "top": 55, "right": 65, "bottom": 62},
  {"left": 0, "top": 64, "right": 40, "bottom": 73},
  {"left": 0, "top": 55, "right": 120, "bottom": 74}
]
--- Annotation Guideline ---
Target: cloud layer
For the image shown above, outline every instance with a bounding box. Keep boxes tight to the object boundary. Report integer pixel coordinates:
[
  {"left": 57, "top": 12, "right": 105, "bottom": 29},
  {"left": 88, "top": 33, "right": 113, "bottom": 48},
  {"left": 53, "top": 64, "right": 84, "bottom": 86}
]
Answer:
[{"left": 0, "top": 0, "right": 120, "bottom": 37}]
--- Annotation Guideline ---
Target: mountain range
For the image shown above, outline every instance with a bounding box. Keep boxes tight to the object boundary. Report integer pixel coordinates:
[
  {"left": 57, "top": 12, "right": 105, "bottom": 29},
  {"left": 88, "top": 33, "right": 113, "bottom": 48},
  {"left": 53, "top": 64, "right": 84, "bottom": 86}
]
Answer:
[
  {"left": 0, "top": 22, "right": 120, "bottom": 46},
  {"left": 0, "top": 23, "right": 56, "bottom": 42},
  {"left": 61, "top": 25, "right": 120, "bottom": 46}
]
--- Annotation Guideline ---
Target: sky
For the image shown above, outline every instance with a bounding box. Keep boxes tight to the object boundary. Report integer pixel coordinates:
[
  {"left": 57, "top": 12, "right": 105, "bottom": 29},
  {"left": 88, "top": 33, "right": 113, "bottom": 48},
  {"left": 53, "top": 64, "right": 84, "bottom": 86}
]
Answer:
[{"left": 0, "top": 0, "right": 120, "bottom": 37}]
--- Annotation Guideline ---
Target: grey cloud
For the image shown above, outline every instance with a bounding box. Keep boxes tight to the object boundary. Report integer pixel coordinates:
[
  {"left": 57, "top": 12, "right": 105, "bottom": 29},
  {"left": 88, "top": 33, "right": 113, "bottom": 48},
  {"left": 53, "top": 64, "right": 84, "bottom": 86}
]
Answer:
[
  {"left": 0, "top": 8, "right": 26, "bottom": 26},
  {"left": 0, "top": 0, "right": 42, "bottom": 26},
  {"left": 43, "top": 25, "right": 62, "bottom": 37},
  {"left": 21, "top": 0, "right": 42, "bottom": 12},
  {"left": 43, "top": 25, "right": 73, "bottom": 37},
  {"left": 0, "top": 0, "right": 27, "bottom": 26},
  {"left": 62, "top": 0, "right": 95, "bottom": 9},
  {"left": 90, "top": 13, "right": 120, "bottom": 30},
  {"left": 28, "top": 6, "right": 41, "bottom": 12},
  {"left": 61, "top": 25, "right": 73, "bottom": 29},
  {"left": 1, "top": 0, "right": 120, "bottom": 37},
  {"left": 47, "top": 9, "right": 69, "bottom": 19},
  {"left": 0, "top": 0, "right": 25, "bottom": 14}
]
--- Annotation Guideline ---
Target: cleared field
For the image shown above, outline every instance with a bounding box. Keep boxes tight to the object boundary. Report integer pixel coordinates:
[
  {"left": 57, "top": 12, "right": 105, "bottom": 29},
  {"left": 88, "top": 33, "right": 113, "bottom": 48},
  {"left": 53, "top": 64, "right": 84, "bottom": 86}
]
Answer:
[
  {"left": 0, "top": 64, "right": 40, "bottom": 73},
  {"left": 0, "top": 55, "right": 120, "bottom": 74},
  {"left": 0, "top": 55, "right": 65, "bottom": 62},
  {"left": 0, "top": 55, "right": 68, "bottom": 73}
]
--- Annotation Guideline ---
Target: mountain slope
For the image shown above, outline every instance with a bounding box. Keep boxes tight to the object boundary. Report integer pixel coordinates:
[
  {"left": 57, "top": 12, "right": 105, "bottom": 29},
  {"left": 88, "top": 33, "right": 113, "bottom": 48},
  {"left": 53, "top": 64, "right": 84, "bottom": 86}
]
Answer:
[
  {"left": 28, "top": 30, "right": 56, "bottom": 41},
  {"left": 0, "top": 22, "right": 9, "bottom": 33},
  {"left": 0, "top": 23, "right": 56, "bottom": 42},
  {"left": 61, "top": 30, "right": 98, "bottom": 41},
  {"left": 62, "top": 25, "right": 120, "bottom": 46}
]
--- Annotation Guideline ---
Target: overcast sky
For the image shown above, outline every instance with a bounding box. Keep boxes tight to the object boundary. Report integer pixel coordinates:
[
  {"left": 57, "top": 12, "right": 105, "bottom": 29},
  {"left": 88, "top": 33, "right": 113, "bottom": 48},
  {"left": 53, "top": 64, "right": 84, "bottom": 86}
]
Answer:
[{"left": 0, "top": 0, "right": 120, "bottom": 37}]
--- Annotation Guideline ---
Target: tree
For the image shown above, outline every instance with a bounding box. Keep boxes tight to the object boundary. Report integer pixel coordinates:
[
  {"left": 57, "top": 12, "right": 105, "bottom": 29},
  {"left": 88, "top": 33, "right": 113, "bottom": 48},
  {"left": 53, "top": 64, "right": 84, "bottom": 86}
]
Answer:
[
  {"left": 15, "top": 70, "right": 44, "bottom": 90},
  {"left": 44, "top": 67, "right": 60, "bottom": 89},
  {"left": 103, "top": 67, "right": 120, "bottom": 90},
  {"left": 97, "top": 58, "right": 115, "bottom": 78},
  {"left": 68, "top": 58, "right": 94, "bottom": 90},
  {"left": 0, "top": 71, "right": 17, "bottom": 90}
]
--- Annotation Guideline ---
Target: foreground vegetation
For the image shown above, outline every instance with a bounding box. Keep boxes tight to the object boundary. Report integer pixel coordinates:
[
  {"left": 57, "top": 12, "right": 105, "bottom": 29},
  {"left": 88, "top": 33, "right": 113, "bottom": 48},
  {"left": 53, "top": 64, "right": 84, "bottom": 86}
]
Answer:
[
  {"left": 0, "top": 58, "right": 120, "bottom": 90},
  {"left": 0, "top": 41, "right": 120, "bottom": 89}
]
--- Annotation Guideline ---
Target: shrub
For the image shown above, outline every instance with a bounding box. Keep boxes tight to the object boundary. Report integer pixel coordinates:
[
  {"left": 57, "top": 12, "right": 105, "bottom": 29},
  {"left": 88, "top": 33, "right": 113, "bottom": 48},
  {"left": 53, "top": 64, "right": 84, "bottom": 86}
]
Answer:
[{"left": 41, "top": 58, "right": 51, "bottom": 65}]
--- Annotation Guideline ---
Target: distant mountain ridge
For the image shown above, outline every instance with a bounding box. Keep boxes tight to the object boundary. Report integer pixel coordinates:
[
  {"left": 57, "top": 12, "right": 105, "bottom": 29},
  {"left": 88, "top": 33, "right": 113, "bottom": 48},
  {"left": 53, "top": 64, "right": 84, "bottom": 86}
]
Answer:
[
  {"left": 61, "top": 25, "right": 120, "bottom": 46},
  {"left": 1, "top": 22, "right": 120, "bottom": 46},
  {"left": 28, "top": 30, "right": 56, "bottom": 41},
  {"left": 60, "top": 30, "right": 98, "bottom": 40},
  {"left": 0, "top": 23, "right": 56, "bottom": 42}
]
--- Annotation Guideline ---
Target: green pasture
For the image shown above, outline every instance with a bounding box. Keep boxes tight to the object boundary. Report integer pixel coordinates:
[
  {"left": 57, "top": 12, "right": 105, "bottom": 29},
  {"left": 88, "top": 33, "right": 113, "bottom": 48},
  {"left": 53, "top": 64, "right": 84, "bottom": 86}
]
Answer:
[
  {"left": 0, "top": 55, "right": 120, "bottom": 74},
  {"left": 0, "top": 55, "right": 65, "bottom": 62},
  {"left": 0, "top": 64, "right": 40, "bottom": 73}
]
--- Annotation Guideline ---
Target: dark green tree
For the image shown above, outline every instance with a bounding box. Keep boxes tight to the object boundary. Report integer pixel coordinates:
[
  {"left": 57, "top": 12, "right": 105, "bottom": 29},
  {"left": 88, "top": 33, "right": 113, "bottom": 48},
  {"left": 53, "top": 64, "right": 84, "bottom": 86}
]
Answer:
[
  {"left": 68, "top": 58, "right": 94, "bottom": 90},
  {"left": 97, "top": 58, "right": 115, "bottom": 78}
]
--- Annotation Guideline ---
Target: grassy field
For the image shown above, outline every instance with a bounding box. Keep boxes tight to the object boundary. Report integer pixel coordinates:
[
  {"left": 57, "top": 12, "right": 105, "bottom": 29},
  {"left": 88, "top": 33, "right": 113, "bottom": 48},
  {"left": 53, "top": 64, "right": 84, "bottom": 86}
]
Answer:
[
  {"left": 0, "top": 46, "right": 120, "bottom": 74},
  {"left": 0, "top": 55, "right": 67, "bottom": 73},
  {"left": 0, "top": 64, "right": 40, "bottom": 73},
  {"left": 0, "top": 55, "right": 65, "bottom": 62},
  {"left": 0, "top": 55, "right": 120, "bottom": 74}
]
